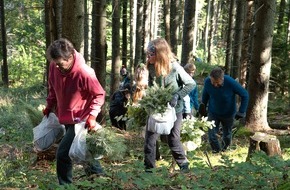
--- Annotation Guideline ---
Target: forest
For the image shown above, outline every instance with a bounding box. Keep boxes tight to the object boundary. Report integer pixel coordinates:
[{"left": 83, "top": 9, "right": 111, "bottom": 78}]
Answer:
[{"left": 0, "top": 0, "right": 290, "bottom": 189}]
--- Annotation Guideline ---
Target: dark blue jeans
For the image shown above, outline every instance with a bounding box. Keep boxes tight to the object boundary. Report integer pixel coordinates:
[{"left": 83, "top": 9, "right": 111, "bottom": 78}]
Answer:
[
  {"left": 144, "top": 112, "right": 188, "bottom": 169},
  {"left": 56, "top": 124, "right": 103, "bottom": 185},
  {"left": 207, "top": 113, "right": 234, "bottom": 152}
]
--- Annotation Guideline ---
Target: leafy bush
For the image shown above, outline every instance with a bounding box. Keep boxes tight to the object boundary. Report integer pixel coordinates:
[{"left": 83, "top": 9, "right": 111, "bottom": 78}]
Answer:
[{"left": 181, "top": 116, "right": 215, "bottom": 152}]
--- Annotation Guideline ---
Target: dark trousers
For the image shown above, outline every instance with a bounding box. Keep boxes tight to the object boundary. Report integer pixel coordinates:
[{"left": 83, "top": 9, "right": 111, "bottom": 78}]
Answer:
[
  {"left": 56, "top": 124, "right": 103, "bottom": 185},
  {"left": 207, "top": 113, "right": 234, "bottom": 152},
  {"left": 110, "top": 114, "right": 126, "bottom": 130},
  {"left": 144, "top": 112, "right": 188, "bottom": 169}
]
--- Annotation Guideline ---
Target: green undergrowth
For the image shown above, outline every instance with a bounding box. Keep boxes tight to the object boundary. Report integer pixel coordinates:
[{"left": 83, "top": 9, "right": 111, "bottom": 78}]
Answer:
[{"left": 0, "top": 87, "right": 290, "bottom": 189}]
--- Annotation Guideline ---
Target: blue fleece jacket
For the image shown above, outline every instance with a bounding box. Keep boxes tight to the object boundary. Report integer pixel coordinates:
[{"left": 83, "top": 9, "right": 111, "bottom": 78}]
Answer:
[
  {"left": 189, "top": 85, "right": 199, "bottom": 110},
  {"left": 201, "top": 75, "right": 249, "bottom": 117}
]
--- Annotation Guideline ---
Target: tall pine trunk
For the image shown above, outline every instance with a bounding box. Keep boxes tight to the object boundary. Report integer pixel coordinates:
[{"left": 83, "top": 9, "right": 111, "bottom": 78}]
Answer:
[
  {"left": 246, "top": 0, "right": 276, "bottom": 131},
  {"left": 62, "top": 0, "right": 84, "bottom": 53},
  {"left": 181, "top": 0, "right": 195, "bottom": 66},
  {"left": 170, "top": 0, "right": 180, "bottom": 54},
  {"left": 240, "top": 0, "right": 254, "bottom": 88},
  {"left": 225, "top": 0, "right": 235, "bottom": 74},
  {"left": 122, "top": 0, "right": 128, "bottom": 67},
  {"left": 91, "top": 0, "right": 107, "bottom": 124},
  {"left": 111, "top": 0, "right": 121, "bottom": 97},
  {"left": 232, "top": 0, "right": 245, "bottom": 79}
]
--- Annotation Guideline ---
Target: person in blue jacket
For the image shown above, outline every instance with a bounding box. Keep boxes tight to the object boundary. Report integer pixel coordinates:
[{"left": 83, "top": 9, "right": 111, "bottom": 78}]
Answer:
[
  {"left": 183, "top": 63, "right": 199, "bottom": 118},
  {"left": 201, "top": 67, "right": 249, "bottom": 153}
]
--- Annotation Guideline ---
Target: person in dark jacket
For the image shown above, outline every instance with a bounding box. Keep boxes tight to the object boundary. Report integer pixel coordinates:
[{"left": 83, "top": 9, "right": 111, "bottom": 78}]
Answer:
[
  {"left": 119, "top": 66, "right": 131, "bottom": 90},
  {"left": 201, "top": 67, "right": 249, "bottom": 153},
  {"left": 109, "top": 84, "right": 131, "bottom": 130}
]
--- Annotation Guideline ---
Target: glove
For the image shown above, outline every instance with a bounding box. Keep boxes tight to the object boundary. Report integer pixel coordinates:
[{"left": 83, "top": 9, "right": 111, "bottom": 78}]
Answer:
[
  {"left": 42, "top": 108, "right": 51, "bottom": 117},
  {"left": 170, "top": 94, "right": 179, "bottom": 107},
  {"left": 198, "top": 103, "right": 207, "bottom": 117},
  {"left": 235, "top": 112, "right": 245, "bottom": 120},
  {"left": 183, "top": 113, "right": 192, "bottom": 119},
  {"left": 85, "top": 115, "right": 97, "bottom": 132}
]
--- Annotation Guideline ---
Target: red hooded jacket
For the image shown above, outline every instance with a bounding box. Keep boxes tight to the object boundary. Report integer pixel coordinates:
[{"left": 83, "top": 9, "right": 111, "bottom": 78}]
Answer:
[{"left": 46, "top": 50, "right": 105, "bottom": 124}]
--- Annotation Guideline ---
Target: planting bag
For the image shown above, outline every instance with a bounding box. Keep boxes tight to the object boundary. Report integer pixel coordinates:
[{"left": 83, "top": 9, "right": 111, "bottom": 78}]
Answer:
[
  {"left": 33, "top": 113, "right": 65, "bottom": 152},
  {"left": 147, "top": 104, "right": 177, "bottom": 135}
]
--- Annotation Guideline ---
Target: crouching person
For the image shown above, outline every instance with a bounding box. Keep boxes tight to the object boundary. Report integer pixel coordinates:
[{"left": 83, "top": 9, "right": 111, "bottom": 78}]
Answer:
[{"left": 109, "top": 84, "right": 131, "bottom": 130}]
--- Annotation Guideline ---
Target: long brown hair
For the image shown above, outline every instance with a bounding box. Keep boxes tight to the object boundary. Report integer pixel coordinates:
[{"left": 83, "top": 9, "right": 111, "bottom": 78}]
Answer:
[
  {"left": 132, "top": 64, "right": 149, "bottom": 104},
  {"left": 146, "top": 38, "right": 176, "bottom": 77}
]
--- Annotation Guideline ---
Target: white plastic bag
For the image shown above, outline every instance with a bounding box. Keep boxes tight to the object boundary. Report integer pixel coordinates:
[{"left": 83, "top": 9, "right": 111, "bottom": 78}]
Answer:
[
  {"left": 69, "top": 122, "right": 88, "bottom": 164},
  {"left": 33, "top": 113, "right": 65, "bottom": 152},
  {"left": 147, "top": 104, "right": 177, "bottom": 135}
]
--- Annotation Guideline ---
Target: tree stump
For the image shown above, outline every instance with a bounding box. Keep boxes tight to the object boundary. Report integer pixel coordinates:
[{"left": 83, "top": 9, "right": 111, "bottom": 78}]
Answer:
[{"left": 247, "top": 132, "right": 281, "bottom": 160}]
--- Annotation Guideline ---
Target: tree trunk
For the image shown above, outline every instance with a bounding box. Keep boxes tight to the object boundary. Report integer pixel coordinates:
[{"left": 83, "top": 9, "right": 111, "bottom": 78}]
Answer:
[
  {"left": 151, "top": 0, "right": 160, "bottom": 39},
  {"left": 44, "top": 0, "right": 56, "bottom": 89},
  {"left": 246, "top": 0, "right": 276, "bottom": 132},
  {"left": 181, "top": 0, "right": 195, "bottom": 66},
  {"left": 134, "top": 0, "right": 144, "bottom": 68},
  {"left": 45, "top": 0, "right": 57, "bottom": 48},
  {"left": 0, "top": 0, "right": 8, "bottom": 87},
  {"left": 143, "top": 0, "right": 151, "bottom": 63},
  {"left": 91, "top": 0, "right": 107, "bottom": 124},
  {"left": 55, "top": 0, "right": 62, "bottom": 39},
  {"left": 111, "top": 0, "right": 121, "bottom": 97},
  {"left": 232, "top": 0, "right": 245, "bottom": 79},
  {"left": 122, "top": 0, "right": 128, "bottom": 67},
  {"left": 287, "top": 2, "right": 290, "bottom": 43},
  {"left": 62, "top": 0, "right": 84, "bottom": 53},
  {"left": 163, "top": 0, "right": 170, "bottom": 43},
  {"left": 225, "top": 0, "right": 235, "bottom": 74},
  {"left": 207, "top": 0, "right": 218, "bottom": 65},
  {"left": 240, "top": 0, "right": 254, "bottom": 88},
  {"left": 129, "top": 0, "right": 137, "bottom": 76},
  {"left": 170, "top": 0, "right": 180, "bottom": 55},
  {"left": 84, "top": 0, "right": 89, "bottom": 62},
  {"left": 192, "top": 0, "right": 200, "bottom": 55},
  {"left": 204, "top": 0, "right": 211, "bottom": 63}
]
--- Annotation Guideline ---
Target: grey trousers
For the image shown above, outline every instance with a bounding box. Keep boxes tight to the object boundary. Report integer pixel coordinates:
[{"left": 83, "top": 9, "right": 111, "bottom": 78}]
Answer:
[{"left": 144, "top": 112, "right": 188, "bottom": 169}]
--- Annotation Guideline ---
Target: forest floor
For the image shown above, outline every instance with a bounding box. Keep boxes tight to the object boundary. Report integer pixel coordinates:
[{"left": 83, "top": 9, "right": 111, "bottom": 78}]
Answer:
[
  {"left": 0, "top": 78, "right": 290, "bottom": 189},
  {"left": 1, "top": 114, "right": 289, "bottom": 189}
]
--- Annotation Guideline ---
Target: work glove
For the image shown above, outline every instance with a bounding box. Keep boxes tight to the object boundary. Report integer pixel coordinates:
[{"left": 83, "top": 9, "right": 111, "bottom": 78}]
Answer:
[
  {"left": 85, "top": 115, "right": 97, "bottom": 132},
  {"left": 170, "top": 94, "right": 179, "bottom": 107},
  {"left": 198, "top": 103, "right": 207, "bottom": 117},
  {"left": 235, "top": 112, "right": 245, "bottom": 120},
  {"left": 183, "top": 113, "right": 192, "bottom": 119},
  {"left": 42, "top": 108, "right": 51, "bottom": 118}
]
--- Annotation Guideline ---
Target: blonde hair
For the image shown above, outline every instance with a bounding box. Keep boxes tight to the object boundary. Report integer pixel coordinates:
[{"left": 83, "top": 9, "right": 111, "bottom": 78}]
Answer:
[
  {"left": 133, "top": 64, "right": 149, "bottom": 104},
  {"left": 146, "top": 38, "right": 175, "bottom": 77}
]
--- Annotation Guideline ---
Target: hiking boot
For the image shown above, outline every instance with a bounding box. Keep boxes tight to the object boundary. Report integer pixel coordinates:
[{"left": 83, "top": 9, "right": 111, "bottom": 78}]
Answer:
[
  {"left": 179, "top": 163, "right": 190, "bottom": 173},
  {"left": 84, "top": 160, "right": 105, "bottom": 176}
]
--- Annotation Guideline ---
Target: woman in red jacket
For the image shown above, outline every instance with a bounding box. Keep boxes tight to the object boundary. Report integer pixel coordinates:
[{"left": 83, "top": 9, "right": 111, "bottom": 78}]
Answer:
[{"left": 43, "top": 38, "right": 106, "bottom": 185}]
